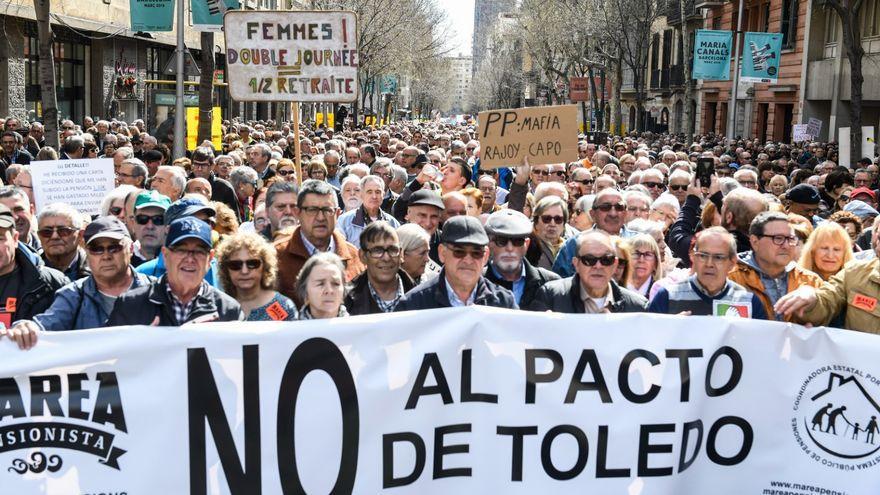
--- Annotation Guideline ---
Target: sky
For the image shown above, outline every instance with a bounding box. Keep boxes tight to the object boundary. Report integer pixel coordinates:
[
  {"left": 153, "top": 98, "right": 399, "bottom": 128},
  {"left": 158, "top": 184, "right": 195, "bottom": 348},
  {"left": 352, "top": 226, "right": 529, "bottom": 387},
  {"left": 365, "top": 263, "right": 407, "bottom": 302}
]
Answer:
[{"left": 440, "top": 0, "right": 475, "bottom": 56}]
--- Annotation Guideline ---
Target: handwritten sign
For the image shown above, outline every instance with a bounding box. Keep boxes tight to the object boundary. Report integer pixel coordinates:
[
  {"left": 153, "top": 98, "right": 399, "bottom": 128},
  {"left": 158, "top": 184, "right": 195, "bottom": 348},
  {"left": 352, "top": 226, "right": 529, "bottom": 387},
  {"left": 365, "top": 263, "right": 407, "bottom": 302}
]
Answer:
[
  {"left": 223, "top": 10, "right": 358, "bottom": 102},
  {"left": 478, "top": 105, "right": 578, "bottom": 168},
  {"left": 31, "top": 159, "right": 116, "bottom": 216},
  {"left": 792, "top": 124, "right": 811, "bottom": 143}
]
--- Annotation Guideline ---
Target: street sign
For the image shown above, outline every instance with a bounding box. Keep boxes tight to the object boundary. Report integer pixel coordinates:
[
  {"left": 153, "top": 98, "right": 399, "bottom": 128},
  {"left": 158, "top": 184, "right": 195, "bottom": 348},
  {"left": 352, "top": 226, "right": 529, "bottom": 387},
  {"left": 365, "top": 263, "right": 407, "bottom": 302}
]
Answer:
[
  {"left": 163, "top": 49, "right": 201, "bottom": 77},
  {"left": 223, "top": 10, "right": 359, "bottom": 102},
  {"left": 569, "top": 77, "right": 589, "bottom": 103}
]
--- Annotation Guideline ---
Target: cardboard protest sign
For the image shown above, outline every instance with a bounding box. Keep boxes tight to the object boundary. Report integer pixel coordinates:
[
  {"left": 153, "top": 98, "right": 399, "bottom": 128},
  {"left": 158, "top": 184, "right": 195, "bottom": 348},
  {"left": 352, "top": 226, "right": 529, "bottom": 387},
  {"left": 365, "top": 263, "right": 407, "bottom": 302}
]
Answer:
[
  {"left": 31, "top": 158, "right": 115, "bottom": 216},
  {"left": 478, "top": 105, "right": 578, "bottom": 168},
  {"left": 223, "top": 10, "right": 358, "bottom": 102}
]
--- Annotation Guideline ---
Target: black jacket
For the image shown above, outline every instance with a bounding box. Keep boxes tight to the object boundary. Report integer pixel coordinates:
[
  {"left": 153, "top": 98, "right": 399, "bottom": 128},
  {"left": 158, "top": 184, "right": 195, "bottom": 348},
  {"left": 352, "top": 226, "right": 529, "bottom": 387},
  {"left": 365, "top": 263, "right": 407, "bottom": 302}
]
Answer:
[
  {"left": 106, "top": 276, "right": 243, "bottom": 326},
  {"left": 13, "top": 244, "right": 70, "bottom": 322},
  {"left": 483, "top": 259, "right": 560, "bottom": 309},
  {"left": 669, "top": 193, "right": 750, "bottom": 268},
  {"left": 41, "top": 247, "right": 90, "bottom": 282},
  {"left": 528, "top": 276, "right": 647, "bottom": 313},
  {"left": 198, "top": 173, "right": 240, "bottom": 221},
  {"left": 395, "top": 269, "right": 518, "bottom": 311},
  {"left": 344, "top": 270, "right": 416, "bottom": 316}
]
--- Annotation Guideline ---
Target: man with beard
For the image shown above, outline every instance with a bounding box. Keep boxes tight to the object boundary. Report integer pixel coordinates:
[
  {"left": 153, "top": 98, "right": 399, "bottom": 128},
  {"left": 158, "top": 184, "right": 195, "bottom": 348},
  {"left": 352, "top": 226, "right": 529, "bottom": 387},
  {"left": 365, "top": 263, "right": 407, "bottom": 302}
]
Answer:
[{"left": 483, "top": 209, "right": 559, "bottom": 308}]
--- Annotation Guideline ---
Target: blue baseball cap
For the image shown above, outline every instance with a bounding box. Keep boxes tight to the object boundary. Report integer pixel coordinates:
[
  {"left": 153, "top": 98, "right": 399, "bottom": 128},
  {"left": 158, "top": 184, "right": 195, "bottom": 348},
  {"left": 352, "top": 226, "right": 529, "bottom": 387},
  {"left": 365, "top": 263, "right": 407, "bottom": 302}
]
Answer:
[
  {"left": 165, "top": 198, "right": 216, "bottom": 225},
  {"left": 165, "top": 218, "right": 212, "bottom": 249}
]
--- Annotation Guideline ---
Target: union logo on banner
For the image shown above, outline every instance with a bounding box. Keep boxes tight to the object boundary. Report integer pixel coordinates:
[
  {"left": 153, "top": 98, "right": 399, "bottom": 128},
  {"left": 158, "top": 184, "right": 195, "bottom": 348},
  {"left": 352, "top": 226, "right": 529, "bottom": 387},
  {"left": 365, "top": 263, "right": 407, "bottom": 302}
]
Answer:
[{"left": 713, "top": 301, "right": 751, "bottom": 318}]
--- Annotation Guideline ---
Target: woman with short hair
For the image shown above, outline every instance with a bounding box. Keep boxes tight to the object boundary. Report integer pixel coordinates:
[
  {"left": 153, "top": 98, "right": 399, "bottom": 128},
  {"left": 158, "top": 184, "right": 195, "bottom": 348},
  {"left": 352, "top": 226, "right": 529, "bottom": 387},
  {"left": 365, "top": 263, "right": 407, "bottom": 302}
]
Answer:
[
  {"left": 798, "top": 222, "right": 854, "bottom": 281},
  {"left": 295, "top": 252, "right": 348, "bottom": 319}
]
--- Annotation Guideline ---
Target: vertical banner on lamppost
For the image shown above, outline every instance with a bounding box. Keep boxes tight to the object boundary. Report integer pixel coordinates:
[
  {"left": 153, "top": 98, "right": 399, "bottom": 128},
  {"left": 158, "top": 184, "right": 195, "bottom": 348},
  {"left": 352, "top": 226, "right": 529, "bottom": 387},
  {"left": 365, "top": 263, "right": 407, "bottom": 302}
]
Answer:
[
  {"left": 130, "top": 0, "right": 175, "bottom": 31},
  {"left": 692, "top": 29, "right": 733, "bottom": 80},
  {"left": 191, "top": 0, "right": 240, "bottom": 32},
  {"left": 740, "top": 32, "right": 783, "bottom": 83}
]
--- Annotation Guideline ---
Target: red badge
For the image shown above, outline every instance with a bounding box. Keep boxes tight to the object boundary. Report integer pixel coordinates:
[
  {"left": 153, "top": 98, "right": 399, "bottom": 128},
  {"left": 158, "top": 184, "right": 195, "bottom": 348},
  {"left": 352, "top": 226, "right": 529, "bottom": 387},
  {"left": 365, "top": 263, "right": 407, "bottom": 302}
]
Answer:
[
  {"left": 5, "top": 298, "right": 16, "bottom": 313},
  {"left": 852, "top": 293, "right": 878, "bottom": 313},
  {"left": 0, "top": 312, "right": 11, "bottom": 328},
  {"left": 266, "top": 301, "right": 289, "bottom": 321}
]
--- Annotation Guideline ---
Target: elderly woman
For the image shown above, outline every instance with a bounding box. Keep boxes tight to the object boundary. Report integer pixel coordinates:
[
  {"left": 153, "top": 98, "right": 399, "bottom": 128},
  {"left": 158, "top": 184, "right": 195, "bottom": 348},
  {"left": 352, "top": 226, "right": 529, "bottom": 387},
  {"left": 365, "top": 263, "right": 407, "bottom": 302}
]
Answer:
[
  {"left": 295, "top": 252, "right": 348, "bottom": 319},
  {"left": 214, "top": 154, "right": 235, "bottom": 180},
  {"left": 798, "top": 222, "right": 854, "bottom": 281},
  {"left": 628, "top": 218, "right": 674, "bottom": 272},
  {"left": 216, "top": 232, "right": 298, "bottom": 321},
  {"left": 307, "top": 159, "right": 328, "bottom": 181},
  {"left": 397, "top": 223, "right": 440, "bottom": 284},
  {"left": 100, "top": 184, "right": 139, "bottom": 221},
  {"left": 571, "top": 194, "right": 594, "bottom": 231},
  {"left": 829, "top": 210, "right": 863, "bottom": 244},
  {"left": 527, "top": 196, "right": 569, "bottom": 270},
  {"left": 626, "top": 233, "right": 663, "bottom": 297},
  {"left": 229, "top": 165, "right": 259, "bottom": 221},
  {"left": 768, "top": 174, "right": 788, "bottom": 198},
  {"left": 650, "top": 193, "right": 681, "bottom": 233},
  {"left": 274, "top": 158, "right": 297, "bottom": 182}
]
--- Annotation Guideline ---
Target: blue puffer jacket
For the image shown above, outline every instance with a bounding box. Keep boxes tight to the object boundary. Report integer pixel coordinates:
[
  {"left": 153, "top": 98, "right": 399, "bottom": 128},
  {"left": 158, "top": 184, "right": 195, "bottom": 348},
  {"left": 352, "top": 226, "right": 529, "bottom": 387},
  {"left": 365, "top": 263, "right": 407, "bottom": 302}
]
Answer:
[{"left": 33, "top": 268, "right": 154, "bottom": 331}]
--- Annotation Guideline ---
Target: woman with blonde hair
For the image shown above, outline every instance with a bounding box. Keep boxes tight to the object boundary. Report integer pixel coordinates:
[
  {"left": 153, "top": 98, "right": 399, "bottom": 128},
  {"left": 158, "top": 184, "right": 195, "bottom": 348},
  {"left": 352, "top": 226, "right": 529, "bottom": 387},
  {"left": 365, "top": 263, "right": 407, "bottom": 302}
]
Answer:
[
  {"left": 797, "top": 222, "right": 854, "bottom": 281},
  {"left": 612, "top": 236, "right": 633, "bottom": 288},
  {"left": 216, "top": 232, "right": 298, "bottom": 321}
]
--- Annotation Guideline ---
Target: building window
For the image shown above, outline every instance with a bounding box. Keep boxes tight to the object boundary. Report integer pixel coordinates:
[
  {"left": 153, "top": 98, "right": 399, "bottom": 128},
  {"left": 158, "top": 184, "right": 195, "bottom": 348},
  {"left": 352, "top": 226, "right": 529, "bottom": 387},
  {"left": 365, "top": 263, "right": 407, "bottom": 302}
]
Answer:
[
  {"left": 146, "top": 46, "right": 174, "bottom": 81},
  {"left": 24, "top": 36, "right": 87, "bottom": 124},
  {"left": 782, "top": 0, "right": 799, "bottom": 48},
  {"left": 861, "top": 0, "right": 880, "bottom": 37},
  {"left": 825, "top": 10, "right": 840, "bottom": 45}
]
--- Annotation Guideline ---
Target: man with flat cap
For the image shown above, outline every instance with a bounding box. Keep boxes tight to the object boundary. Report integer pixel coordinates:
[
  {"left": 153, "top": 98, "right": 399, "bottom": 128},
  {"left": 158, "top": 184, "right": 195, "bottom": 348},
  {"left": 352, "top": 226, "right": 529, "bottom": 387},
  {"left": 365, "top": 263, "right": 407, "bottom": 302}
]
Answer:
[
  {"left": 106, "top": 218, "right": 243, "bottom": 326},
  {"left": 404, "top": 188, "right": 445, "bottom": 263},
  {"left": 483, "top": 209, "right": 559, "bottom": 308},
  {"left": 395, "top": 215, "right": 517, "bottom": 311},
  {"left": 785, "top": 183, "right": 822, "bottom": 224}
]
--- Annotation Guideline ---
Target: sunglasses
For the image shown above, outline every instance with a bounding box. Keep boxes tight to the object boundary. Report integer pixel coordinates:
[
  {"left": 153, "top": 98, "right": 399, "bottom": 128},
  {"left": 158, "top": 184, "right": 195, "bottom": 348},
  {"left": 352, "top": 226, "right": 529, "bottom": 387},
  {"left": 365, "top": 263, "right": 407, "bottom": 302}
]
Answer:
[
  {"left": 446, "top": 245, "right": 486, "bottom": 260},
  {"left": 87, "top": 243, "right": 124, "bottom": 255},
  {"left": 135, "top": 214, "right": 165, "bottom": 226},
  {"left": 224, "top": 259, "right": 262, "bottom": 271},
  {"left": 492, "top": 237, "right": 526, "bottom": 248},
  {"left": 669, "top": 184, "right": 688, "bottom": 191},
  {"left": 539, "top": 215, "right": 565, "bottom": 224},
  {"left": 576, "top": 253, "right": 617, "bottom": 266},
  {"left": 594, "top": 203, "right": 626, "bottom": 212},
  {"left": 573, "top": 179, "right": 594, "bottom": 185},
  {"left": 534, "top": 170, "right": 566, "bottom": 177},
  {"left": 277, "top": 169, "right": 296, "bottom": 177},
  {"left": 109, "top": 206, "right": 124, "bottom": 216},
  {"left": 37, "top": 226, "right": 78, "bottom": 238},
  {"left": 642, "top": 182, "right": 664, "bottom": 189}
]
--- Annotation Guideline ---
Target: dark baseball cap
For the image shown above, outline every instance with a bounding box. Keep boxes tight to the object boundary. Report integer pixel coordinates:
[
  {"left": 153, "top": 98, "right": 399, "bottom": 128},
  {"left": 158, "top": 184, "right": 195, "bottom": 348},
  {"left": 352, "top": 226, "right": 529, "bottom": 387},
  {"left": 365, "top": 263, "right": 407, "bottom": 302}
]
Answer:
[
  {"left": 410, "top": 189, "right": 445, "bottom": 210},
  {"left": 165, "top": 198, "right": 216, "bottom": 225},
  {"left": 786, "top": 184, "right": 821, "bottom": 205},
  {"left": 0, "top": 204, "right": 14, "bottom": 229},
  {"left": 484, "top": 209, "right": 532, "bottom": 238},
  {"left": 441, "top": 215, "right": 489, "bottom": 246},
  {"left": 165, "top": 218, "right": 212, "bottom": 249},
  {"left": 142, "top": 149, "right": 163, "bottom": 163},
  {"left": 84, "top": 216, "right": 130, "bottom": 245}
]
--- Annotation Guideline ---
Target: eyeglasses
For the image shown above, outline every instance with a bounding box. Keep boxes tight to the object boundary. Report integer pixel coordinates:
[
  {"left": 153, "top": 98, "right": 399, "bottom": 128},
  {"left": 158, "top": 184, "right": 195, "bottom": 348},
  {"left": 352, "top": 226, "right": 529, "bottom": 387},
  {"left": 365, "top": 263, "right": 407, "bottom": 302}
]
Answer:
[
  {"left": 37, "top": 226, "right": 78, "bottom": 238},
  {"left": 168, "top": 246, "right": 210, "bottom": 259},
  {"left": 594, "top": 202, "right": 626, "bottom": 212},
  {"left": 87, "top": 243, "right": 124, "bottom": 255},
  {"left": 693, "top": 251, "right": 730, "bottom": 263},
  {"left": 642, "top": 181, "right": 664, "bottom": 189},
  {"left": 573, "top": 179, "right": 594, "bottom": 185},
  {"left": 277, "top": 169, "right": 296, "bottom": 177},
  {"left": 633, "top": 250, "right": 656, "bottom": 260},
  {"left": 478, "top": 169, "right": 496, "bottom": 176},
  {"left": 839, "top": 195, "right": 850, "bottom": 202},
  {"left": 224, "top": 259, "right": 262, "bottom": 271},
  {"left": 576, "top": 253, "right": 617, "bottom": 266},
  {"left": 533, "top": 170, "right": 566, "bottom": 178},
  {"left": 300, "top": 206, "right": 336, "bottom": 217},
  {"left": 365, "top": 245, "right": 402, "bottom": 259},
  {"left": 445, "top": 245, "right": 486, "bottom": 259},
  {"left": 492, "top": 237, "right": 526, "bottom": 247},
  {"left": 134, "top": 214, "right": 165, "bottom": 226},
  {"left": 758, "top": 234, "right": 798, "bottom": 246},
  {"left": 116, "top": 172, "right": 136, "bottom": 179},
  {"left": 191, "top": 161, "right": 211, "bottom": 169},
  {"left": 539, "top": 215, "right": 565, "bottom": 224},
  {"left": 627, "top": 206, "right": 650, "bottom": 213},
  {"left": 669, "top": 184, "right": 688, "bottom": 191},
  {"left": 109, "top": 206, "right": 123, "bottom": 216}
]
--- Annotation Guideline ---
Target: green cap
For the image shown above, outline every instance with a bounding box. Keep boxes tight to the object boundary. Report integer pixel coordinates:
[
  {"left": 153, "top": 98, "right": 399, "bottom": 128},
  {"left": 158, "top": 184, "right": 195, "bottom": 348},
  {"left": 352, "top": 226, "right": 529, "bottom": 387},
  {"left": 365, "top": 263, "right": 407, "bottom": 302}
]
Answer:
[{"left": 134, "top": 190, "right": 172, "bottom": 211}]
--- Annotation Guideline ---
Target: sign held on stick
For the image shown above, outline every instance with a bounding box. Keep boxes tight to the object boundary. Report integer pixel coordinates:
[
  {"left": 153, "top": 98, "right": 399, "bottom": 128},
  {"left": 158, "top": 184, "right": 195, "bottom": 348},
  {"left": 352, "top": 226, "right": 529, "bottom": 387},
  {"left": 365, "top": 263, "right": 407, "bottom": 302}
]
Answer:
[{"left": 478, "top": 105, "right": 578, "bottom": 168}]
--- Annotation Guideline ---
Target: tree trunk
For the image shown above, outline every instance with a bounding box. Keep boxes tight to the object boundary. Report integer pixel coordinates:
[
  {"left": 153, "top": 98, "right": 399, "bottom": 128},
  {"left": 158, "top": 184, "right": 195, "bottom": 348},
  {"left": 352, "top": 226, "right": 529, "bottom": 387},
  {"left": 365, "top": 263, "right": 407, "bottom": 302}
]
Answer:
[
  {"left": 841, "top": 7, "right": 865, "bottom": 166},
  {"left": 197, "top": 32, "right": 215, "bottom": 147},
  {"left": 599, "top": 69, "right": 606, "bottom": 131},
  {"left": 34, "top": 0, "right": 58, "bottom": 149},
  {"left": 680, "top": 16, "right": 694, "bottom": 142},
  {"left": 610, "top": 60, "right": 622, "bottom": 134}
]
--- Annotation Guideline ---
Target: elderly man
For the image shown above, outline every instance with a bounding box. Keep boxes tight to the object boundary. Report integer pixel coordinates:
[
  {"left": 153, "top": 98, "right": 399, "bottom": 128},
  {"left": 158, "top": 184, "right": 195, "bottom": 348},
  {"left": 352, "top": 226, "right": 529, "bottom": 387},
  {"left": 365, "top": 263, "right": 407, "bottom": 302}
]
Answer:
[
  {"left": 344, "top": 221, "right": 416, "bottom": 315},
  {"left": 261, "top": 182, "right": 299, "bottom": 240},
  {"left": 25, "top": 122, "right": 45, "bottom": 157},
  {"left": 624, "top": 190, "right": 652, "bottom": 222},
  {"left": 530, "top": 230, "right": 646, "bottom": 313},
  {"left": 0, "top": 185, "right": 39, "bottom": 252},
  {"left": 189, "top": 146, "right": 239, "bottom": 217},
  {"left": 648, "top": 227, "right": 767, "bottom": 318},
  {"left": 248, "top": 143, "right": 275, "bottom": 182},
  {"left": 0, "top": 204, "right": 67, "bottom": 341},
  {"left": 640, "top": 168, "right": 666, "bottom": 200},
  {"left": 728, "top": 211, "right": 823, "bottom": 321},
  {"left": 8, "top": 217, "right": 153, "bottom": 341},
  {"left": 112, "top": 147, "right": 134, "bottom": 172},
  {"left": 12, "top": 166, "right": 34, "bottom": 205},
  {"left": 369, "top": 158, "right": 398, "bottom": 213},
  {"left": 483, "top": 209, "right": 560, "bottom": 308},
  {"left": 338, "top": 175, "right": 400, "bottom": 249},
  {"left": 785, "top": 184, "right": 821, "bottom": 223},
  {"left": 568, "top": 167, "right": 594, "bottom": 202},
  {"left": 107, "top": 218, "right": 242, "bottom": 326},
  {"left": 396, "top": 215, "right": 517, "bottom": 310},
  {"left": 143, "top": 150, "right": 164, "bottom": 176},
  {"left": 550, "top": 188, "right": 629, "bottom": 277},
  {"left": 274, "top": 180, "right": 365, "bottom": 306},
  {"left": 734, "top": 168, "right": 759, "bottom": 190},
  {"left": 117, "top": 158, "right": 148, "bottom": 188},
  {"left": 37, "top": 203, "right": 89, "bottom": 281},
  {"left": 130, "top": 190, "right": 171, "bottom": 267},
  {"left": 151, "top": 165, "right": 186, "bottom": 200},
  {"left": 185, "top": 178, "right": 212, "bottom": 201},
  {"left": 776, "top": 215, "right": 880, "bottom": 333}
]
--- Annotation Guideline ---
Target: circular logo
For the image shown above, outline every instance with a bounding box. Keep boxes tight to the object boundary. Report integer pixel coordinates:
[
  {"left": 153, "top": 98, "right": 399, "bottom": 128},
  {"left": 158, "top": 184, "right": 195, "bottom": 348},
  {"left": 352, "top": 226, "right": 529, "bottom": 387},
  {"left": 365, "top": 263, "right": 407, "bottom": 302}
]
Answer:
[
  {"left": 768, "top": 66, "right": 777, "bottom": 76},
  {"left": 792, "top": 366, "right": 880, "bottom": 468}
]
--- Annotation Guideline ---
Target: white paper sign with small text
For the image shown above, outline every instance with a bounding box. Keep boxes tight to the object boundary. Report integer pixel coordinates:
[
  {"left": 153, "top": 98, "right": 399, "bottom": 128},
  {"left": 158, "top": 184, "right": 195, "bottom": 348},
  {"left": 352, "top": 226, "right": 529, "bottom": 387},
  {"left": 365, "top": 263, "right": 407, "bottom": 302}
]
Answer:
[{"left": 31, "top": 158, "right": 115, "bottom": 215}]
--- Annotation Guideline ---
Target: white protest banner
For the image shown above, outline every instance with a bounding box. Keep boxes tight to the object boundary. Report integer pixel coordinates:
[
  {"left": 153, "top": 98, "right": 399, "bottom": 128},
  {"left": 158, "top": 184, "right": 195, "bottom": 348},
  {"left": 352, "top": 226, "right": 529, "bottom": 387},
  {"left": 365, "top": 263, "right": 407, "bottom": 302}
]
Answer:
[
  {"left": 1, "top": 308, "right": 879, "bottom": 494},
  {"left": 223, "top": 10, "right": 358, "bottom": 102},
  {"left": 792, "top": 124, "right": 811, "bottom": 143},
  {"left": 478, "top": 105, "right": 578, "bottom": 168},
  {"left": 30, "top": 158, "right": 115, "bottom": 215}
]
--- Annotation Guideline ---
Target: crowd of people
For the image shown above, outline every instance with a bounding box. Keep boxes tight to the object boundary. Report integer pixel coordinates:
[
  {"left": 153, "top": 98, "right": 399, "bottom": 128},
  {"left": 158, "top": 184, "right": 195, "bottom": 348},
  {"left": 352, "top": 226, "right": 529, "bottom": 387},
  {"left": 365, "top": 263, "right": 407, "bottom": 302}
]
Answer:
[{"left": 0, "top": 113, "right": 878, "bottom": 350}]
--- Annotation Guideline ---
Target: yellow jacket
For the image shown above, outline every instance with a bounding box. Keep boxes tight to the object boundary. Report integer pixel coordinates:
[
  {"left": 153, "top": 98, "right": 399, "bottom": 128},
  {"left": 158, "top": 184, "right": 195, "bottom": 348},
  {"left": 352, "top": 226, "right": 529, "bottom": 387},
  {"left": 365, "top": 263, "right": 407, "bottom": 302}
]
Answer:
[
  {"left": 728, "top": 256, "right": 824, "bottom": 322},
  {"left": 803, "top": 258, "right": 880, "bottom": 334}
]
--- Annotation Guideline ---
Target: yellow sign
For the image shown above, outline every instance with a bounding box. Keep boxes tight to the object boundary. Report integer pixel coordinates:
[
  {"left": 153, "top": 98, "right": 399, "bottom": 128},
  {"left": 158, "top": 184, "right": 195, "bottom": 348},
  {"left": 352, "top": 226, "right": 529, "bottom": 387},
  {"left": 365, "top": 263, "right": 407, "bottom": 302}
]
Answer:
[
  {"left": 315, "top": 112, "right": 335, "bottom": 128},
  {"left": 186, "top": 107, "right": 223, "bottom": 151}
]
